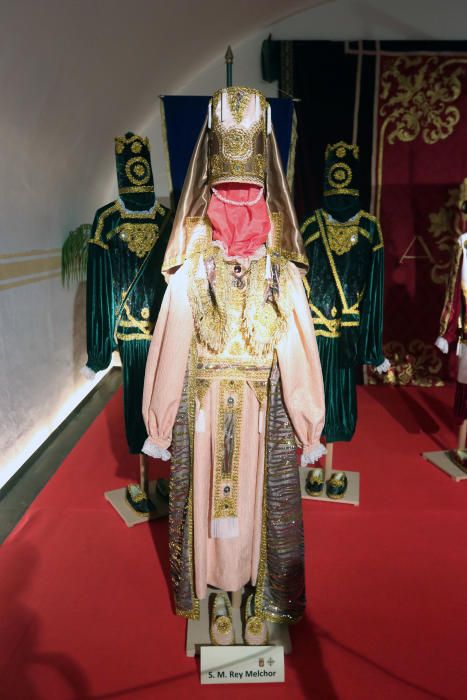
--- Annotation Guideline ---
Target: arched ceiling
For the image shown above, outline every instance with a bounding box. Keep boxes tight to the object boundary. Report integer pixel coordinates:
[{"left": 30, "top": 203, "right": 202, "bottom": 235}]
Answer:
[{"left": 0, "top": 0, "right": 321, "bottom": 249}]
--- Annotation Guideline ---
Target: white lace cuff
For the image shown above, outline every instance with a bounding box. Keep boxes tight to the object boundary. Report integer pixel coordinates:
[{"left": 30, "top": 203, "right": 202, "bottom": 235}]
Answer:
[
  {"left": 142, "top": 439, "right": 171, "bottom": 461},
  {"left": 435, "top": 336, "right": 449, "bottom": 354},
  {"left": 375, "top": 358, "right": 391, "bottom": 374},
  {"left": 80, "top": 365, "right": 96, "bottom": 381},
  {"left": 301, "top": 443, "right": 327, "bottom": 467}
]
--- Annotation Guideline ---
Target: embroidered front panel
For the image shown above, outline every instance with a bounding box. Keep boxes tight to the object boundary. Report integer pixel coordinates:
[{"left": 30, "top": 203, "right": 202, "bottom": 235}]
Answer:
[
  {"left": 116, "top": 223, "right": 159, "bottom": 258},
  {"left": 188, "top": 247, "right": 293, "bottom": 360},
  {"left": 213, "top": 380, "right": 244, "bottom": 519}
]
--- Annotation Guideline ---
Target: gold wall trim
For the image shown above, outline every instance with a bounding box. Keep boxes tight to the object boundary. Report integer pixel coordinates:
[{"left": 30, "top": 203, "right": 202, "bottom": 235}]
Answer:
[
  {"left": 0, "top": 254, "right": 61, "bottom": 282},
  {"left": 0, "top": 270, "right": 61, "bottom": 292},
  {"left": 0, "top": 247, "right": 60, "bottom": 261},
  {"left": 0, "top": 248, "right": 61, "bottom": 291}
]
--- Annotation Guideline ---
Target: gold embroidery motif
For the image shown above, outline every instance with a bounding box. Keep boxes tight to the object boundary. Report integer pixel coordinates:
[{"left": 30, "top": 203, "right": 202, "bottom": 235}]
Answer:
[
  {"left": 328, "top": 162, "right": 353, "bottom": 189},
  {"left": 186, "top": 341, "right": 201, "bottom": 619},
  {"left": 209, "top": 87, "right": 267, "bottom": 186},
  {"left": 118, "top": 186, "right": 155, "bottom": 194},
  {"left": 300, "top": 214, "right": 316, "bottom": 235},
  {"left": 210, "top": 86, "right": 266, "bottom": 125},
  {"left": 428, "top": 186, "right": 461, "bottom": 286},
  {"left": 125, "top": 156, "right": 151, "bottom": 186},
  {"left": 115, "top": 134, "right": 150, "bottom": 154},
  {"left": 325, "top": 141, "right": 359, "bottom": 160},
  {"left": 188, "top": 246, "right": 293, "bottom": 358},
  {"left": 93, "top": 203, "right": 119, "bottom": 243},
  {"left": 325, "top": 218, "right": 360, "bottom": 256},
  {"left": 269, "top": 212, "right": 283, "bottom": 253},
  {"left": 117, "top": 223, "right": 159, "bottom": 258},
  {"left": 116, "top": 303, "right": 154, "bottom": 340},
  {"left": 380, "top": 56, "right": 465, "bottom": 146},
  {"left": 213, "top": 380, "right": 244, "bottom": 519},
  {"left": 367, "top": 339, "right": 444, "bottom": 387},
  {"left": 88, "top": 238, "right": 109, "bottom": 250},
  {"left": 376, "top": 56, "right": 467, "bottom": 218}
]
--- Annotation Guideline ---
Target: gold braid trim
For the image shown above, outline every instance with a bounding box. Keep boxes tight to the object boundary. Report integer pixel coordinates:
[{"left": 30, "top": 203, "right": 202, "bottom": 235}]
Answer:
[
  {"left": 439, "top": 241, "right": 462, "bottom": 336},
  {"left": 187, "top": 249, "right": 229, "bottom": 353},
  {"left": 242, "top": 256, "right": 293, "bottom": 357},
  {"left": 188, "top": 247, "right": 294, "bottom": 357}
]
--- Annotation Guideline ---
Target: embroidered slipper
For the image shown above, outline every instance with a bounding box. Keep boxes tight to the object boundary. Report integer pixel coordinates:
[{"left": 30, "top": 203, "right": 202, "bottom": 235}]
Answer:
[
  {"left": 243, "top": 593, "right": 268, "bottom": 646},
  {"left": 326, "top": 471, "right": 348, "bottom": 500},
  {"left": 209, "top": 592, "right": 235, "bottom": 646},
  {"left": 305, "top": 467, "right": 325, "bottom": 497},
  {"left": 125, "top": 483, "right": 156, "bottom": 515}
]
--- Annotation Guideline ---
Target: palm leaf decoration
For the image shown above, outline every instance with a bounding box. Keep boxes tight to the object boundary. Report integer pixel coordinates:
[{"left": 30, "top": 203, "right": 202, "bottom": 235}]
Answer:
[{"left": 61, "top": 223, "right": 92, "bottom": 286}]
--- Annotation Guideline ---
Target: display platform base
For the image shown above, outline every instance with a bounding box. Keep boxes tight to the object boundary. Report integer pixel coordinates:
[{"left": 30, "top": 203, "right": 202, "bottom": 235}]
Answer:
[
  {"left": 299, "top": 467, "right": 360, "bottom": 506},
  {"left": 186, "top": 587, "right": 291, "bottom": 657},
  {"left": 104, "top": 479, "right": 169, "bottom": 527},
  {"left": 422, "top": 451, "right": 467, "bottom": 482}
]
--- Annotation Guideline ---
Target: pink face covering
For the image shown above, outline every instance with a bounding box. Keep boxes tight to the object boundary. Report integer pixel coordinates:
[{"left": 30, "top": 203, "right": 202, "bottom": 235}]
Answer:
[{"left": 207, "top": 183, "right": 271, "bottom": 258}]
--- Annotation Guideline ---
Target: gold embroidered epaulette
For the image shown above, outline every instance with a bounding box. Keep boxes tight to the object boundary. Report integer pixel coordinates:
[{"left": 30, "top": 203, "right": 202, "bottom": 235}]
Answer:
[
  {"left": 88, "top": 202, "right": 119, "bottom": 248},
  {"left": 300, "top": 214, "right": 317, "bottom": 235}
]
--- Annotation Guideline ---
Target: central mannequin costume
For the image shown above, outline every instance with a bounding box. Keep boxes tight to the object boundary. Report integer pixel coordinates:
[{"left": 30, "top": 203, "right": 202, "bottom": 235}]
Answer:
[
  {"left": 142, "top": 87, "right": 326, "bottom": 623},
  {"left": 85, "top": 133, "right": 173, "bottom": 454},
  {"left": 301, "top": 142, "right": 388, "bottom": 443}
]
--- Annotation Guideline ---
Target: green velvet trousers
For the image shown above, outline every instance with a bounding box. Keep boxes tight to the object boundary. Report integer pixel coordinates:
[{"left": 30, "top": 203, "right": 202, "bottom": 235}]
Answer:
[
  {"left": 118, "top": 339, "right": 150, "bottom": 454},
  {"left": 317, "top": 336, "right": 357, "bottom": 443}
]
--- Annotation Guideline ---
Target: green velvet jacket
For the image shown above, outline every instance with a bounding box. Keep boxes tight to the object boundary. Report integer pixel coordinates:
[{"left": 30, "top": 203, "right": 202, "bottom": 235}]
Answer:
[
  {"left": 85, "top": 199, "right": 173, "bottom": 372},
  {"left": 302, "top": 208, "right": 385, "bottom": 368}
]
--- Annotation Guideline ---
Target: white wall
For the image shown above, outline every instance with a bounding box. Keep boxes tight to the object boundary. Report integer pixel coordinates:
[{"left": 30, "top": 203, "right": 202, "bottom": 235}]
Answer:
[{"left": 1, "top": 0, "right": 467, "bottom": 488}]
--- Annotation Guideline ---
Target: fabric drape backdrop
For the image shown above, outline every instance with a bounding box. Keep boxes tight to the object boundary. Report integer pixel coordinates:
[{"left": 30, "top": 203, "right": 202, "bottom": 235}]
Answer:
[{"left": 263, "top": 39, "right": 467, "bottom": 385}]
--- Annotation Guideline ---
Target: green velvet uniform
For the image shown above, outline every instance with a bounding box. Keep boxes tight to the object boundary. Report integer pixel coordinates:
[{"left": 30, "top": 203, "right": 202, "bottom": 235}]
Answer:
[
  {"left": 302, "top": 207, "right": 385, "bottom": 442},
  {"left": 86, "top": 199, "right": 172, "bottom": 452},
  {"left": 85, "top": 132, "right": 173, "bottom": 454}
]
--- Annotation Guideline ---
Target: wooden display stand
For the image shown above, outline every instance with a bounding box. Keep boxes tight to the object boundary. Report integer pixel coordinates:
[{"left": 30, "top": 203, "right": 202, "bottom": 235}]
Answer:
[
  {"left": 186, "top": 586, "right": 291, "bottom": 657},
  {"left": 104, "top": 455, "right": 169, "bottom": 526},
  {"left": 300, "top": 443, "right": 360, "bottom": 506},
  {"left": 423, "top": 419, "right": 467, "bottom": 482}
]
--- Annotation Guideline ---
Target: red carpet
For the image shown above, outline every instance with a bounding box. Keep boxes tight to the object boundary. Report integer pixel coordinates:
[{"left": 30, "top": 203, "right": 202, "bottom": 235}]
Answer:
[{"left": 1, "top": 385, "right": 467, "bottom": 699}]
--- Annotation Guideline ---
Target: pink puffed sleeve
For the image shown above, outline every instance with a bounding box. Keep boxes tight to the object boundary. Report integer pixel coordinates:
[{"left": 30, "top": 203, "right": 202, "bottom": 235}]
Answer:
[
  {"left": 141, "top": 263, "right": 194, "bottom": 459},
  {"left": 277, "top": 263, "right": 326, "bottom": 465}
]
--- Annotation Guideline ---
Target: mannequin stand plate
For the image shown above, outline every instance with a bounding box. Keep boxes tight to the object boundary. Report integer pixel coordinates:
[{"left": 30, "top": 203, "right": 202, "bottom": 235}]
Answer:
[
  {"left": 186, "top": 586, "right": 291, "bottom": 657},
  {"left": 104, "top": 479, "right": 169, "bottom": 527},
  {"left": 299, "top": 467, "right": 360, "bottom": 506},
  {"left": 422, "top": 451, "right": 467, "bottom": 482}
]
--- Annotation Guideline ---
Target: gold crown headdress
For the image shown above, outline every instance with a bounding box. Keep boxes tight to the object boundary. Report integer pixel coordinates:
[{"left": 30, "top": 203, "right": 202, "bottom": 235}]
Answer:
[
  {"left": 114, "top": 132, "right": 154, "bottom": 195},
  {"left": 323, "top": 141, "right": 360, "bottom": 198}
]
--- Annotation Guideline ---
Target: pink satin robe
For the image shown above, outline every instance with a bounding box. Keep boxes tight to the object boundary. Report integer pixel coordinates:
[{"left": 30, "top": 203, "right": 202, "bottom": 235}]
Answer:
[{"left": 142, "top": 257, "right": 325, "bottom": 599}]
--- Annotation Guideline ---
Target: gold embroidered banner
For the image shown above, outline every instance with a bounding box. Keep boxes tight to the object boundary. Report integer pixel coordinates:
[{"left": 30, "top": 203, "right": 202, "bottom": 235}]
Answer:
[{"left": 373, "top": 53, "right": 467, "bottom": 385}]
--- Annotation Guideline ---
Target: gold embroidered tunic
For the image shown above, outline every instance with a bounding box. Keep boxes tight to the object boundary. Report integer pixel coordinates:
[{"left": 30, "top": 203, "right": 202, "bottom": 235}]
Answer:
[{"left": 142, "top": 240, "right": 325, "bottom": 600}]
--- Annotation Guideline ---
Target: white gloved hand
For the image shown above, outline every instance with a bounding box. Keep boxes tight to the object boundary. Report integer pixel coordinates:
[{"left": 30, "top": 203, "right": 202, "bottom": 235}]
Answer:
[
  {"left": 375, "top": 358, "right": 391, "bottom": 374},
  {"left": 434, "top": 336, "right": 449, "bottom": 354},
  {"left": 80, "top": 365, "right": 96, "bottom": 381}
]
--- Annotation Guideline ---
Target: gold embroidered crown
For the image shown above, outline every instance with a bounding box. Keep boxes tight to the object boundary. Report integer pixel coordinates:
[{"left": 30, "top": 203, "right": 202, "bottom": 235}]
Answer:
[
  {"left": 323, "top": 141, "right": 360, "bottom": 198},
  {"left": 114, "top": 132, "right": 154, "bottom": 195},
  {"left": 208, "top": 87, "right": 269, "bottom": 187}
]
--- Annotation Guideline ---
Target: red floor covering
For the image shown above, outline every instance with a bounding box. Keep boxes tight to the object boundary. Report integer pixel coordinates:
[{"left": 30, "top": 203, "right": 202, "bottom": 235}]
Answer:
[{"left": 1, "top": 385, "right": 467, "bottom": 700}]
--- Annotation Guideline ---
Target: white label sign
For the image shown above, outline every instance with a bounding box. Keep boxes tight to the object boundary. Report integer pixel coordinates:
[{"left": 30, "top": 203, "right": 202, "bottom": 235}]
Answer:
[{"left": 200, "top": 645, "right": 284, "bottom": 684}]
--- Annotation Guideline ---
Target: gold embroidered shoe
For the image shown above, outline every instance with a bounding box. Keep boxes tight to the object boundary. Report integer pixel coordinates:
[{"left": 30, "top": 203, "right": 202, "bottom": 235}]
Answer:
[
  {"left": 243, "top": 593, "right": 268, "bottom": 646},
  {"left": 210, "top": 593, "right": 235, "bottom": 646},
  {"left": 305, "top": 467, "right": 325, "bottom": 497},
  {"left": 125, "top": 483, "right": 156, "bottom": 515},
  {"left": 448, "top": 449, "right": 467, "bottom": 474},
  {"left": 326, "top": 471, "right": 348, "bottom": 500}
]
